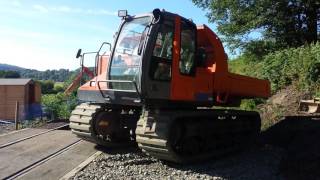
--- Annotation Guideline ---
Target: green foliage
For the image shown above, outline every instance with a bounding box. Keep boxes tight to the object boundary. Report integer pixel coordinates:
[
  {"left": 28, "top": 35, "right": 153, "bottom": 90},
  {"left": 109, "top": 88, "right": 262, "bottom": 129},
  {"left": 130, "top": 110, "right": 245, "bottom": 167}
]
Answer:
[
  {"left": 228, "top": 55, "right": 262, "bottom": 77},
  {"left": 20, "top": 69, "right": 73, "bottom": 82},
  {"left": 37, "top": 80, "right": 67, "bottom": 94},
  {"left": 230, "top": 43, "right": 320, "bottom": 93},
  {"left": 53, "top": 83, "right": 65, "bottom": 93},
  {"left": 38, "top": 80, "right": 55, "bottom": 94},
  {"left": 42, "top": 93, "right": 77, "bottom": 119},
  {"left": 242, "top": 40, "right": 280, "bottom": 61},
  {"left": 0, "top": 70, "right": 21, "bottom": 78},
  {"left": 260, "top": 42, "right": 320, "bottom": 91},
  {"left": 191, "top": 0, "right": 320, "bottom": 52},
  {"left": 239, "top": 98, "right": 265, "bottom": 111},
  {"left": 240, "top": 99, "right": 257, "bottom": 111},
  {"left": 315, "top": 89, "right": 320, "bottom": 98},
  {"left": 42, "top": 94, "right": 62, "bottom": 119}
]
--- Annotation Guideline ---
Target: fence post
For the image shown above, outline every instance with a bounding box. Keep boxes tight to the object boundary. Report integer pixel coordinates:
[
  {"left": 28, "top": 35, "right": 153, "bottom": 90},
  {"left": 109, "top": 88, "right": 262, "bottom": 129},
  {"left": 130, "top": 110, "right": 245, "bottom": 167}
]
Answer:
[{"left": 15, "top": 101, "right": 19, "bottom": 130}]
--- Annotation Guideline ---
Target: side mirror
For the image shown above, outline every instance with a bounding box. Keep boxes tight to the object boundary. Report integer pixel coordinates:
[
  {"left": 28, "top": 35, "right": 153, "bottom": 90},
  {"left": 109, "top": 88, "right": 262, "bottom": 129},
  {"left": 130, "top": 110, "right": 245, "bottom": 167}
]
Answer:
[
  {"left": 76, "top": 49, "right": 82, "bottom": 59},
  {"left": 196, "top": 47, "right": 207, "bottom": 67}
]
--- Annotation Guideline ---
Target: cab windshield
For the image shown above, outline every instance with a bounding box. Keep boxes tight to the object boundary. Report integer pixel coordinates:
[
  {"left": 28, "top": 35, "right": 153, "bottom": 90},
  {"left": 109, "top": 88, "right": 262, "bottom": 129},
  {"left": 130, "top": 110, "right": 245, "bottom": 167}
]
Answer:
[{"left": 110, "top": 16, "right": 151, "bottom": 90}]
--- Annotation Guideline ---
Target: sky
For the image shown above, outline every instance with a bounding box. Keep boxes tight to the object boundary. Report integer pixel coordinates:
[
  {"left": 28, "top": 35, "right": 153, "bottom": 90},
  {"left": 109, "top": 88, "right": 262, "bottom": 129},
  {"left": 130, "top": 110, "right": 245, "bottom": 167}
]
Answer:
[{"left": 0, "top": 0, "right": 218, "bottom": 71}]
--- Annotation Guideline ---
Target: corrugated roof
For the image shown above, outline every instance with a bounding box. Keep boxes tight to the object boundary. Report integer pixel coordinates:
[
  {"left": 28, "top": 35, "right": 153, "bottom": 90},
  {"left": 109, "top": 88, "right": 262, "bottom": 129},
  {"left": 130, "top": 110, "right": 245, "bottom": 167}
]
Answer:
[{"left": 0, "top": 79, "right": 32, "bottom": 85}]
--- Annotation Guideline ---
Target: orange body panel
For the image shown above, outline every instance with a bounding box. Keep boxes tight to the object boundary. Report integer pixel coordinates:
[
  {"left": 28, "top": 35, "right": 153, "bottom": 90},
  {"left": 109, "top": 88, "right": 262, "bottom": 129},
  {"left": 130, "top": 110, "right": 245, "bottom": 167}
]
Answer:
[
  {"left": 97, "top": 55, "right": 109, "bottom": 75},
  {"left": 170, "top": 22, "right": 270, "bottom": 103},
  {"left": 79, "top": 54, "right": 109, "bottom": 91}
]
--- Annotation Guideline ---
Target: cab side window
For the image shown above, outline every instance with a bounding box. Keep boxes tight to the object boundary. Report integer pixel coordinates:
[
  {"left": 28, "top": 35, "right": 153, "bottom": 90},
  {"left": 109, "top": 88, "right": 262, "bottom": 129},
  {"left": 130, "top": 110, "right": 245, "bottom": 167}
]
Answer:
[
  {"left": 150, "top": 21, "right": 174, "bottom": 81},
  {"left": 153, "top": 25, "right": 173, "bottom": 59},
  {"left": 180, "top": 21, "right": 196, "bottom": 75}
]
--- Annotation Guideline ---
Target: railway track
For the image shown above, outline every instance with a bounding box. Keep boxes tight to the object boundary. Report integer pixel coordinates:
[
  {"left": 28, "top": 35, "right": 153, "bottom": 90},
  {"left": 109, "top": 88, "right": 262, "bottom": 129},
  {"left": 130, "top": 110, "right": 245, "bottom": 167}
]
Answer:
[
  {"left": 0, "top": 124, "right": 98, "bottom": 180},
  {"left": 0, "top": 124, "right": 69, "bottom": 149},
  {"left": 3, "top": 139, "right": 82, "bottom": 180}
]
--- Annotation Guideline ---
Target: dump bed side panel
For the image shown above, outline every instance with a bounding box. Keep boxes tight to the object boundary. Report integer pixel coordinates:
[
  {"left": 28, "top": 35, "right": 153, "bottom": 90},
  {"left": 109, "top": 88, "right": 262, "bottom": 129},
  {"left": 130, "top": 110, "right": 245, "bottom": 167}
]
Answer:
[{"left": 226, "top": 73, "right": 271, "bottom": 98}]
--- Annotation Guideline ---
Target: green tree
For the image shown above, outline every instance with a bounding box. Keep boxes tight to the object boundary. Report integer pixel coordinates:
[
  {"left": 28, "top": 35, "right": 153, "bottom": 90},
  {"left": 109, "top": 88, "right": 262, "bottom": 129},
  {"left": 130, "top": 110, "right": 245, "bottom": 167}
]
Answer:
[
  {"left": 38, "top": 80, "right": 55, "bottom": 94},
  {"left": 42, "top": 92, "right": 78, "bottom": 119},
  {"left": 0, "top": 70, "right": 21, "bottom": 78},
  {"left": 53, "top": 83, "right": 65, "bottom": 93},
  {"left": 192, "top": 0, "right": 320, "bottom": 53},
  {"left": 42, "top": 94, "right": 61, "bottom": 119}
]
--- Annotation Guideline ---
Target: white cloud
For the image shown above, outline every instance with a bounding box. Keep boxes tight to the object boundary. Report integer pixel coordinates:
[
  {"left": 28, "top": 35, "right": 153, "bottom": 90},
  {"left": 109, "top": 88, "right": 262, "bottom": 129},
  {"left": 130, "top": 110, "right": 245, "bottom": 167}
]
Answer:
[
  {"left": 53, "top": 6, "right": 72, "bottom": 13},
  {"left": 0, "top": 27, "right": 54, "bottom": 40},
  {"left": 0, "top": 39, "right": 74, "bottom": 70},
  {"left": 33, "top": 4, "right": 49, "bottom": 13},
  {"left": 0, "top": 26, "right": 109, "bottom": 70},
  {"left": 98, "top": 10, "right": 117, "bottom": 16},
  {"left": 32, "top": 4, "right": 116, "bottom": 16},
  {"left": 12, "top": 1, "right": 21, "bottom": 7},
  {"left": 85, "top": 9, "right": 117, "bottom": 16}
]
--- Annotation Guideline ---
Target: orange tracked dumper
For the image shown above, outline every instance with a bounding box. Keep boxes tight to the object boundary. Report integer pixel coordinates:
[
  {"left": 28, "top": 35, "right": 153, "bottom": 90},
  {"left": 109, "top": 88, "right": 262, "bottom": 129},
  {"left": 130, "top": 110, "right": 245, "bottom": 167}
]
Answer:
[{"left": 70, "top": 9, "right": 270, "bottom": 163}]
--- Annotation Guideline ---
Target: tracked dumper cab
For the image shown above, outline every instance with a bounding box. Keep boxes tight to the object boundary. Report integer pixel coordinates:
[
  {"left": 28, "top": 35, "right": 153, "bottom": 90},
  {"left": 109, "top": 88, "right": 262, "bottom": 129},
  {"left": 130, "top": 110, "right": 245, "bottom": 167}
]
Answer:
[{"left": 69, "top": 9, "right": 271, "bottom": 163}]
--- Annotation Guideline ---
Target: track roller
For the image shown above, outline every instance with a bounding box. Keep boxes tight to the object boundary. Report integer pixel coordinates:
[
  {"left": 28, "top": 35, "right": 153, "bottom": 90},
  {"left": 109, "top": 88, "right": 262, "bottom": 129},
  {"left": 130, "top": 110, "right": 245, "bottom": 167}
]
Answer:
[{"left": 69, "top": 103, "right": 138, "bottom": 147}]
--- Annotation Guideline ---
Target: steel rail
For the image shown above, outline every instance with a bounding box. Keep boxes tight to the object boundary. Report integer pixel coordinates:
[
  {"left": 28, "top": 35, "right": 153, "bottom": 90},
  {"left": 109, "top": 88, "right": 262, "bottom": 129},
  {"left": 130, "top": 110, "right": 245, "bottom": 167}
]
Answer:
[
  {"left": 3, "top": 139, "right": 82, "bottom": 180},
  {"left": 0, "top": 124, "right": 69, "bottom": 149}
]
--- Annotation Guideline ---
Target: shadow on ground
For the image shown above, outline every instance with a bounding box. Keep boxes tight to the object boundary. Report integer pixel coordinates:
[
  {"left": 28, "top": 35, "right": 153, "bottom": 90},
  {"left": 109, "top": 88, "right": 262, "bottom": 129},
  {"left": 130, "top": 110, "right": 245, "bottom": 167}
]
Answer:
[
  {"left": 87, "top": 115, "right": 320, "bottom": 180},
  {"left": 262, "top": 115, "right": 320, "bottom": 180},
  {"left": 95, "top": 143, "right": 140, "bottom": 154}
]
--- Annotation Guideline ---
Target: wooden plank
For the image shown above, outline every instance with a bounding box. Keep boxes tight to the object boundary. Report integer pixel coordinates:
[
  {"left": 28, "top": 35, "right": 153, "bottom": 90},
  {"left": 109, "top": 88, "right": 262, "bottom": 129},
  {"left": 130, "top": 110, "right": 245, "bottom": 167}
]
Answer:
[{"left": 34, "top": 83, "right": 41, "bottom": 103}]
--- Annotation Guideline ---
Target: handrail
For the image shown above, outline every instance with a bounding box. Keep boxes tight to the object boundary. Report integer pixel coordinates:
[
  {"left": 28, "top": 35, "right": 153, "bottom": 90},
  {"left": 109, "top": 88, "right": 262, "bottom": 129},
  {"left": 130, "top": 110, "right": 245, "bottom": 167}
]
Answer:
[{"left": 91, "top": 80, "right": 141, "bottom": 102}]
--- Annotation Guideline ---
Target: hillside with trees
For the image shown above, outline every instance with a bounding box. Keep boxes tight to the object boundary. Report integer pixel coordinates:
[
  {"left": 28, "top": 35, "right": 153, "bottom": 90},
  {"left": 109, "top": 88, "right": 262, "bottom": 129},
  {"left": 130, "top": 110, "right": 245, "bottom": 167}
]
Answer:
[
  {"left": 0, "top": 63, "right": 75, "bottom": 82},
  {"left": 192, "top": 0, "right": 319, "bottom": 111},
  {"left": 0, "top": 70, "right": 21, "bottom": 78},
  {"left": 192, "top": 0, "right": 319, "bottom": 178},
  {"left": 0, "top": 63, "right": 25, "bottom": 71},
  {"left": 20, "top": 68, "right": 74, "bottom": 82}
]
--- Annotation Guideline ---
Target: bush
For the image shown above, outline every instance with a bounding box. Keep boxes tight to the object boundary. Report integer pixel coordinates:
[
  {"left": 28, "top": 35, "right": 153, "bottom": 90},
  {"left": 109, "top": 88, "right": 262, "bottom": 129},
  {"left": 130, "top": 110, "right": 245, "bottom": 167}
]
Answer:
[
  {"left": 239, "top": 98, "right": 265, "bottom": 111},
  {"left": 259, "top": 42, "right": 320, "bottom": 92},
  {"left": 42, "top": 93, "right": 77, "bottom": 120},
  {"left": 240, "top": 99, "right": 257, "bottom": 111},
  {"left": 230, "top": 42, "right": 320, "bottom": 93},
  {"left": 53, "top": 83, "right": 65, "bottom": 93},
  {"left": 38, "top": 80, "right": 55, "bottom": 94}
]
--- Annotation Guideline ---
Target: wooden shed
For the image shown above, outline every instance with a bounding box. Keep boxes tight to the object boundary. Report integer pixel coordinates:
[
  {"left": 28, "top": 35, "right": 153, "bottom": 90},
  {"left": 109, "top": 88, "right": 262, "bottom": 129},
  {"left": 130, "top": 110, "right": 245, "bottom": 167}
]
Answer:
[{"left": 0, "top": 79, "right": 41, "bottom": 121}]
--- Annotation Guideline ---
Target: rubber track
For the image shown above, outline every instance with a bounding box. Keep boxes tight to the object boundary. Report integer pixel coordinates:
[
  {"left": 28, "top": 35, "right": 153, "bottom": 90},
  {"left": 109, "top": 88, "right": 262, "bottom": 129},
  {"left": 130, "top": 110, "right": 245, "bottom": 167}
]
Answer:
[
  {"left": 136, "top": 109, "right": 260, "bottom": 163},
  {"left": 69, "top": 103, "right": 101, "bottom": 142},
  {"left": 69, "top": 103, "right": 135, "bottom": 147}
]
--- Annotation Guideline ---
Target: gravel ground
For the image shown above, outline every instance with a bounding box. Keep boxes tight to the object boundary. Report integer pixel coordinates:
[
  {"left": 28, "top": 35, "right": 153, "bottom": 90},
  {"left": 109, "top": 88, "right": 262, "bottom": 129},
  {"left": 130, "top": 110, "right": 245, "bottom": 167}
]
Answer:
[
  {"left": 0, "top": 123, "right": 15, "bottom": 135},
  {"left": 73, "top": 145, "right": 285, "bottom": 180},
  {"left": 35, "top": 120, "right": 68, "bottom": 129},
  {"left": 0, "top": 120, "right": 67, "bottom": 135}
]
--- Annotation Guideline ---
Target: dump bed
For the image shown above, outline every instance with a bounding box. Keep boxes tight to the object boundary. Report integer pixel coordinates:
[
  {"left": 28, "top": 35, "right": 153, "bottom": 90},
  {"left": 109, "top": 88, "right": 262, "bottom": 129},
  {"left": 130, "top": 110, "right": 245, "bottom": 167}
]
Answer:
[{"left": 197, "top": 25, "right": 271, "bottom": 104}]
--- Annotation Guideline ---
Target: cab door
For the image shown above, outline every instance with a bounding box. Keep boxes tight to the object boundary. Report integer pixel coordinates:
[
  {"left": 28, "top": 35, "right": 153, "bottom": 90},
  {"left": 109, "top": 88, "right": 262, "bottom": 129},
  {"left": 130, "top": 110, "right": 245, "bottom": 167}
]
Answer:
[
  {"left": 144, "top": 17, "right": 175, "bottom": 100},
  {"left": 170, "top": 17, "right": 197, "bottom": 101}
]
